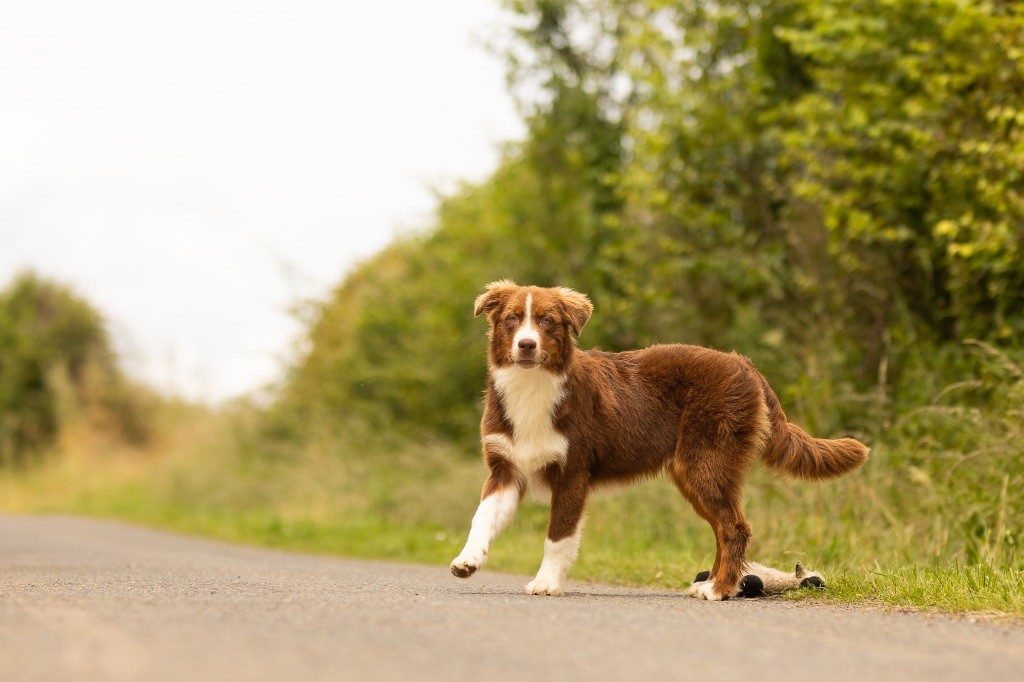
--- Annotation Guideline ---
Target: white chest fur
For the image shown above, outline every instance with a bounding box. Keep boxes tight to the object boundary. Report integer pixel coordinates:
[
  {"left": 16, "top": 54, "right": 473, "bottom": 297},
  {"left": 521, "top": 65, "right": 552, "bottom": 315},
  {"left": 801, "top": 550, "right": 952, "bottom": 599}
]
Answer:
[{"left": 489, "top": 366, "right": 569, "bottom": 475}]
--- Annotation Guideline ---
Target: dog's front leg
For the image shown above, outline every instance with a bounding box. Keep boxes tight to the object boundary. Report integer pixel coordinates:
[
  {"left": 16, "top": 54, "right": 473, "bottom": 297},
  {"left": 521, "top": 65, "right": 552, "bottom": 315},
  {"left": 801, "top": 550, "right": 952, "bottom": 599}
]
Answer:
[
  {"left": 526, "top": 469, "right": 589, "bottom": 596},
  {"left": 451, "top": 444, "right": 524, "bottom": 579}
]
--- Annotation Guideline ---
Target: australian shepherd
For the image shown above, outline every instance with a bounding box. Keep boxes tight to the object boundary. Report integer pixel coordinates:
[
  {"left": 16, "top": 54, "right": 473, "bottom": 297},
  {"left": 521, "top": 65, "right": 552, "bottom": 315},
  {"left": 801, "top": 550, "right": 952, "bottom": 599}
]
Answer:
[{"left": 450, "top": 281, "right": 869, "bottom": 600}]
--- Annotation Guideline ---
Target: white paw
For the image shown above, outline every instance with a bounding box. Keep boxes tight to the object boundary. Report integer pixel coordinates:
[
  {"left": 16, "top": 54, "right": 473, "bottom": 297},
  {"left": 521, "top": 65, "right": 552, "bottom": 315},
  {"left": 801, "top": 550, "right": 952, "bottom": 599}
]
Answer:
[
  {"left": 687, "top": 580, "right": 740, "bottom": 601},
  {"left": 686, "top": 578, "right": 712, "bottom": 598},
  {"left": 525, "top": 577, "right": 563, "bottom": 596},
  {"left": 450, "top": 549, "right": 486, "bottom": 579},
  {"left": 689, "top": 581, "right": 725, "bottom": 601}
]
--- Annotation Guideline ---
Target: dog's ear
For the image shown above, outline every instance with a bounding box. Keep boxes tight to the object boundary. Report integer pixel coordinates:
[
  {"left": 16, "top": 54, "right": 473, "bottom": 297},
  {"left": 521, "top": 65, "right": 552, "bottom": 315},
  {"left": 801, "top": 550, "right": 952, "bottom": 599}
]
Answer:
[
  {"left": 474, "top": 280, "right": 518, "bottom": 318},
  {"left": 555, "top": 287, "right": 593, "bottom": 337}
]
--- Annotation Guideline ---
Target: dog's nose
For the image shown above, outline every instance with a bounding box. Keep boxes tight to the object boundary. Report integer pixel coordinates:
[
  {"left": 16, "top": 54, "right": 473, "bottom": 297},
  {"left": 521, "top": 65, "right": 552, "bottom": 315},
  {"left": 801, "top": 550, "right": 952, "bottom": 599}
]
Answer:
[{"left": 518, "top": 338, "right": 537, "bottom": 352}]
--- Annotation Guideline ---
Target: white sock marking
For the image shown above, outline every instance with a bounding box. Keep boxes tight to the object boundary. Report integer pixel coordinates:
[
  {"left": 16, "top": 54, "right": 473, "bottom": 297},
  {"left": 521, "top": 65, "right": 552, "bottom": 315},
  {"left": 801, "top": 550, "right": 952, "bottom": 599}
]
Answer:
[
  {"left": 451, "top": 486, "right": 520, "bottom": 577},
  {"left": 525, "top": 524, "right": 583, "bottom": 596}
]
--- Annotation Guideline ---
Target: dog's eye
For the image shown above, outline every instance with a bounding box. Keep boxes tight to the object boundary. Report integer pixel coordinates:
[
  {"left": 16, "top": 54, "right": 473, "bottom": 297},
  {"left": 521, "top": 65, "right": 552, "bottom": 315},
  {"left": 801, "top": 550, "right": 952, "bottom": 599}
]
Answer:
[
  {"left": 504, "top": 316, "right": 519, "bottom": 328},
  {"left": 539, "top": 316, "right": 554, "bottom": 328}
]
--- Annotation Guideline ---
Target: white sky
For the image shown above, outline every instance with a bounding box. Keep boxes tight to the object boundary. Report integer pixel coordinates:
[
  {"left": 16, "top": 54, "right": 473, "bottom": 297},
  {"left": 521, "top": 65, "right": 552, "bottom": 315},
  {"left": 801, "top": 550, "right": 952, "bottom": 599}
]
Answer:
[{"left": 0, "top": 1, "right": 522, "bottom": 402}]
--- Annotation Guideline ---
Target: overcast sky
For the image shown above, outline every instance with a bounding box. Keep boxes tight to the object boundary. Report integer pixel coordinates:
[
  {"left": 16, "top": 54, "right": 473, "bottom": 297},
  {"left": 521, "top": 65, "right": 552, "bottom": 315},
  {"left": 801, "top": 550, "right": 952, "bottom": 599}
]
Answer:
[{"left": 1, "top": 1, "right": 522, "bottom": 401}]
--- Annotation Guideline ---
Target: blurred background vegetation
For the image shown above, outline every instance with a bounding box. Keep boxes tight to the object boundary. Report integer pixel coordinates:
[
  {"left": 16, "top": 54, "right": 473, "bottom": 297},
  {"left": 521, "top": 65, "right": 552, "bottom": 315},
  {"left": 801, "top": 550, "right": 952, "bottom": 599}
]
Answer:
[
  {"left": 0, "top": 272, "right": 152, "bottom": 466},
  {"left": 2, "top": 0, "right": 1022, "bottom": 613}
]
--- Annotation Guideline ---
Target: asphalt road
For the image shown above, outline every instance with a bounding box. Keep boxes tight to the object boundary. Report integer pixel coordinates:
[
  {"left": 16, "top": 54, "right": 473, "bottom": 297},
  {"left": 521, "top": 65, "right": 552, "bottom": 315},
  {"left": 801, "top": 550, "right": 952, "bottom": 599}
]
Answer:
[{"left": 1, "top": 515, "right": 1021, "bottom": 681}]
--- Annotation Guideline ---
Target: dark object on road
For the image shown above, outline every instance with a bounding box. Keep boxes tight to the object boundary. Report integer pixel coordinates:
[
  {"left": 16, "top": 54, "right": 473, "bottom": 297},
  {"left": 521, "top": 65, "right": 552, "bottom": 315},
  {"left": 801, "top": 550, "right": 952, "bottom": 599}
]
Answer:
[{"left": 691, "top": 562, "right": 826, "bottom": 598}]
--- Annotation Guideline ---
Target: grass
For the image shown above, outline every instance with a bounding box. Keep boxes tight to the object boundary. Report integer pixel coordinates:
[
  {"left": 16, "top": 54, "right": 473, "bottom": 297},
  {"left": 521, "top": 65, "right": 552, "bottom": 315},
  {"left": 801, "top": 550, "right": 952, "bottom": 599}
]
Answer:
[
  {"left": 815, "top": 564, "right": 1024, "bottom": 617},
  {"left": 2, "top": 404, "right": 1021, "bottom": 621}
]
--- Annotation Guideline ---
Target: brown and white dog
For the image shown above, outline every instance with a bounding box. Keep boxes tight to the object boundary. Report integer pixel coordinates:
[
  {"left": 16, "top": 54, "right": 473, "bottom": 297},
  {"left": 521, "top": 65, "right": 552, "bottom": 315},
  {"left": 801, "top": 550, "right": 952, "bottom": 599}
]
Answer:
[{"left": 450, "top": 281, "right": 869, "bottom": 600}]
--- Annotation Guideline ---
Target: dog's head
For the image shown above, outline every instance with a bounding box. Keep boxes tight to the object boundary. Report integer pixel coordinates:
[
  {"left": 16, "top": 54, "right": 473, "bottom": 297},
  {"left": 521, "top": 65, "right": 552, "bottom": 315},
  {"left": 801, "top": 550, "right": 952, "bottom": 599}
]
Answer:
[{"left": 474, "top": 280, "right": 593, "bottom": 372}]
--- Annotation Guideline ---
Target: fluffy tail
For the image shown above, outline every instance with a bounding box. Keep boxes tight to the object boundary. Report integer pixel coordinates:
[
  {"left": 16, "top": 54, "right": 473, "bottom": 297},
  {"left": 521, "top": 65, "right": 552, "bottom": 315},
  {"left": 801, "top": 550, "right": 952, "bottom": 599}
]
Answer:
[{"left": 756, "top": 374, "right": 869, "bottom": 480}]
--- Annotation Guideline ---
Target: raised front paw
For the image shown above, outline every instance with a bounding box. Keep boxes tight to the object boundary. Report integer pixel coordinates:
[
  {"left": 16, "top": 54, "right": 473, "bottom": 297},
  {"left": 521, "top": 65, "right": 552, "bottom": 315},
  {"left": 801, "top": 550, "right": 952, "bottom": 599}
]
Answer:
[
  {"left": 450, "top": 550, "right": 486, "bottom": 579},
  {"left": 525, "top": 577, "right": 563, "bottom": 596}
]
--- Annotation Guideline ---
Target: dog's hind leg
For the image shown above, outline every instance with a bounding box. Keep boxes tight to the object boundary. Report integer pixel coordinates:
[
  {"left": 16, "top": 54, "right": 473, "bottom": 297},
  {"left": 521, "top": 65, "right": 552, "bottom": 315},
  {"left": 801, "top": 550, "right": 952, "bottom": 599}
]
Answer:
[
  {"left": 525, "top": 467, "right": 590, "bottom": 596},
  {"left": 669, "top": 448, "right": 753, "bottom": 601},
  {"left": 672, "top": 369, "right": 764, "bottom": 600},
  {"left": 451, "top": 440, "right": 525, "bottom": 579},
  {"left": 667, "top": 462, "right": 723, "bottom": 580},
  {"left": 702, "top": 501, "right": 752, "bottom": 601}
]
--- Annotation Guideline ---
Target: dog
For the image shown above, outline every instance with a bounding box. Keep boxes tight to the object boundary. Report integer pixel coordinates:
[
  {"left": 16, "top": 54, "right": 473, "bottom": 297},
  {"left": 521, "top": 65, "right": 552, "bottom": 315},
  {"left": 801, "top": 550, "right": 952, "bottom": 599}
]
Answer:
[{"left": 450, "top": 281, "right": 868, "bottom": 600}]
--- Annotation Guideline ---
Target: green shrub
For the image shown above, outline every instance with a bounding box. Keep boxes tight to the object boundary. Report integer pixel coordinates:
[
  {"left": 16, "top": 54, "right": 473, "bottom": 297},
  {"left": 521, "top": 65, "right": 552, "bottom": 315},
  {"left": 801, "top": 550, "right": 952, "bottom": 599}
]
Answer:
[{"left": 0, "top": 272, "right": 150, "bottom": 465}]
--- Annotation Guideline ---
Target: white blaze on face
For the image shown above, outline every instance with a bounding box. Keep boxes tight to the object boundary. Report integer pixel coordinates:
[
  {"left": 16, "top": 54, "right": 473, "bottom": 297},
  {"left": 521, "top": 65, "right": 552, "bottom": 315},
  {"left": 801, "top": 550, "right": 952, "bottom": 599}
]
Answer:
[{"left": 511, "top": 293, "right": 539, "bottom": 362}]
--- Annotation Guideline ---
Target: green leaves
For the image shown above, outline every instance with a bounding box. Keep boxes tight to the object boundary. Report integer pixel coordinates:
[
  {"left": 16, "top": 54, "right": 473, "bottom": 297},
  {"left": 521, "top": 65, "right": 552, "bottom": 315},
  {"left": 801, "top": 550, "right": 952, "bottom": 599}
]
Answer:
[{"left": 776, "top": 0, "right": 1024, "bottom": 340}]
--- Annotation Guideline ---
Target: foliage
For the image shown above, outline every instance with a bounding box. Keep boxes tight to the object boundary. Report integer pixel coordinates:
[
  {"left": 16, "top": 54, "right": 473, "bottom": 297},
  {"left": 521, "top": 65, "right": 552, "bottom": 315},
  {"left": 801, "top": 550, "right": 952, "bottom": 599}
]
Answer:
[
  {"left": 776, "top": 0, "right": 1024, "bottom": 343},
  {"left": 261, "top": 0, "right": 1024, "bottom": 578},
  {"left": 0, "top": 272, "right": 150, "bottom": 465},
  {"left": 276, "top": 0, "right": 1022, "bottom": 442}
]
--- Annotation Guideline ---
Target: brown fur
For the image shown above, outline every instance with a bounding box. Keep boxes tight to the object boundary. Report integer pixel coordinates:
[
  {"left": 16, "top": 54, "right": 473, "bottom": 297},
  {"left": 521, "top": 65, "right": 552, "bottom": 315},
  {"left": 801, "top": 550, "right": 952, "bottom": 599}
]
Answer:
[
  {"left": 468, "top": 281, "right": 869, "bottom": 599},
  {"left": 481, "top": 450, "right": 526, "bottom": 500}
]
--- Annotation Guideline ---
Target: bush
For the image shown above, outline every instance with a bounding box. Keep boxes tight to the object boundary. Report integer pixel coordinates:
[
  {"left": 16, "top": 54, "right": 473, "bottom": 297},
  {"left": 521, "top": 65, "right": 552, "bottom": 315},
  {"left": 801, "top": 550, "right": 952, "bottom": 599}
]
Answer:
[{"left": 0, "top": 272, "right": 150, "bottom": 465}]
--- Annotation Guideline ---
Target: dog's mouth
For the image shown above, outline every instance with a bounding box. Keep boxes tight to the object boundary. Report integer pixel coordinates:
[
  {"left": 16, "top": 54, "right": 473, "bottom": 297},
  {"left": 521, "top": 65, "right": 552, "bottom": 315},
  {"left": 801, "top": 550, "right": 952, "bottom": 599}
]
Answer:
[{"left": 509, "top": 351, "right": 548, "bottom": 369}]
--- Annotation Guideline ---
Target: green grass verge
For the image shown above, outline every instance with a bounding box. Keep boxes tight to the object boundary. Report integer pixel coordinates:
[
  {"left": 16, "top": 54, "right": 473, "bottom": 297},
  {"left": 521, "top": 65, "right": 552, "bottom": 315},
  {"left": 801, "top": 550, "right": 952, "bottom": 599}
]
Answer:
[{"left": 2, "top": 434, "right": 1021, "bottom": 620}]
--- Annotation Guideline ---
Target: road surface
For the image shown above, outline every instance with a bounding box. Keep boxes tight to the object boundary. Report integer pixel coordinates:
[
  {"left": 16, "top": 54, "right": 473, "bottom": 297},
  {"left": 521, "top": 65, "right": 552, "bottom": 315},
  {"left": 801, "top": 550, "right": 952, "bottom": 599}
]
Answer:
[{"left": 1, "top": 515, "right": 1021, "bottom": 681}]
